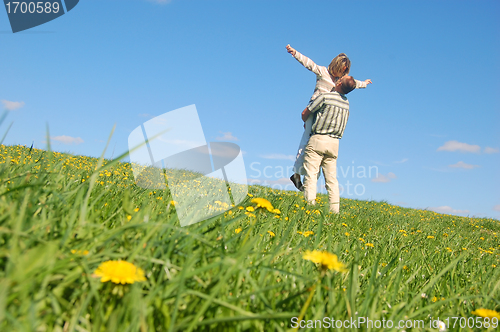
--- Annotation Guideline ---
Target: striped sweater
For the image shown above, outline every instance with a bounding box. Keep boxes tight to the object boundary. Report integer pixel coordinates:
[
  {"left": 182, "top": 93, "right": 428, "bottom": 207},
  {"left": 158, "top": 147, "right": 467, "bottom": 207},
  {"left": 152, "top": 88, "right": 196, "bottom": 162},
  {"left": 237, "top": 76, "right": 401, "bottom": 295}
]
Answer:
[{"left": 308, "top": 92, "right": 350, "bottom": 139}]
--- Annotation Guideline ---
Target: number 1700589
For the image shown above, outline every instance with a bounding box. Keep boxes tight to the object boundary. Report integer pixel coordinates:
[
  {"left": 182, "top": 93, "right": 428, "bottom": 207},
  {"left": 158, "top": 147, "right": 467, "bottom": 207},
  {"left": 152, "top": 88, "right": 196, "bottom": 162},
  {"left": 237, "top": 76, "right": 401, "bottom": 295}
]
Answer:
[{"left": 5, "top": 2, "right": 60, "bottom": 14}]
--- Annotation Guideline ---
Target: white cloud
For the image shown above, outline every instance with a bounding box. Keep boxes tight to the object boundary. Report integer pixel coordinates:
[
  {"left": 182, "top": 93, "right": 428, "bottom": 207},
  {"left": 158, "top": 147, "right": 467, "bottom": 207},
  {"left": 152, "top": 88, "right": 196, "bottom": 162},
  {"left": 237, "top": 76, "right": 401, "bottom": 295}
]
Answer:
[
  {"left": 139, "top": 113, "right": 154, "bottom": 118},
  {"left": 428, "top": 206, "right": 469, "bottom": 215},
  {"left": 260, "top": 154, "right": 295, "bottom": 161},
  {"left": 394, "top": 158, "right": 409, "bottom": 164},
  {"left": 493, "top": 205, "right": 500, "bottom": 212},
  {"left": 370, "top": 160, "right": 391, "bottom": 167},
  {"left": 215, "top": 132, "right": 238, "bottom": 141},
  {"left": 484, "top": 147, "right": 499, "bottom": 154},
  {"left": 448, "top": 161, "right": 480, "bottom": 169},
  {"left": 371, "top": 172, "right": 397, "bottom": 183},
  {"left": 51, "top": 135, "right": 84, "bottom": 145},
  {"left": 1, "top": 100, "right": 25, "bottom": 111},
  {"left": 437, "top": 140, "right": 480, "bottom": 153}
]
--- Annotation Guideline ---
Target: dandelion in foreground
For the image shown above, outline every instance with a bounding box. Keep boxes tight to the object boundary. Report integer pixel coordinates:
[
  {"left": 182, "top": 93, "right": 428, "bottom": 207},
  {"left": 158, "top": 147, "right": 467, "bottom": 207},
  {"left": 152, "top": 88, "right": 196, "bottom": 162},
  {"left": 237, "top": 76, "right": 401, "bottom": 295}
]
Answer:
[
  {"left": 251, "top": 198, "right": 274, "bottom": 212},
  {"left": 94, "top": 260, "right": 146, "bottom": 284},
  {"left": 303, "top": 250, "right": 347, "bottom": 272},
  {"left": 471, "top": 308, "right": 500, "bottom": 319}
]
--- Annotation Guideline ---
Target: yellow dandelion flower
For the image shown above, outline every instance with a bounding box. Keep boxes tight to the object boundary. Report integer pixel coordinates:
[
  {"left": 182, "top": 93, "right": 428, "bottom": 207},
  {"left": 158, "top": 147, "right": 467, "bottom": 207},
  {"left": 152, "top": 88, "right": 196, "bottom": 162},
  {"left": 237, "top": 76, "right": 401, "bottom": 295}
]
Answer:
[
  {"left": 235, "top": 228, "right": 242, "bottom": 234},
  {"left": 134, "top": 207, "right": 139, "bottom": 212},
  {"left": 345, "top": 232, "right": 350, "bottom": 236},
  {"left": 359, "top": 238, "right": 365, "bottom": 242},
  {"left": 273, "top": 208, "right": 280, "bottom": 214},
  {"left": 365, "top": 243, "right": 374, "bottom": 248},
  {"left": 342, "top": 223, "right": 348, "bottom": 227},
  {"left": 432, "top": 296, "right": 438, "bottom": 302},
  {"left": 427, "top": 236, "right": 435, "bottom": 239},
  {"left": 251, "top": 198, "right": 274, "bottom": 212},
  {"left": 127, "top": 215, "right": 132, "bottom": 221},
  {"left": 238, "top": 206, "right": 244, "bottom": 210},
  {"left": 302, "top": 250, "right": 347, "bottom": 272},
  {"left": 471, "top": 308, "right": 500, "bottom": 319},
  {"left": 94, "top": 260, "right": 146, "bottom": 284},
  {"left": 267, "top": 231, "right": 275, "bottom": 237},
  {"left": 246, "top": 206, "right": 255, "bottom": 212},
  {"left": 71, "top": 249, "right": 89, "bottom": 256},
  {"left": 245, "top": 212, "right": 256, "bottom": 218}
]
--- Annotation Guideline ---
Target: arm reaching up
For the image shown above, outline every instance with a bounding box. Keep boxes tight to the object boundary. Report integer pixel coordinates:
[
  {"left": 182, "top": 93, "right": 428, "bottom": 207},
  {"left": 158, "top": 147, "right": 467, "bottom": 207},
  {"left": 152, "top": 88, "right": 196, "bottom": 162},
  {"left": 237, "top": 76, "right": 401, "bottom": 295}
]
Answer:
[{"left": 286, "top": 44, "right": 323, "bottom": 76}]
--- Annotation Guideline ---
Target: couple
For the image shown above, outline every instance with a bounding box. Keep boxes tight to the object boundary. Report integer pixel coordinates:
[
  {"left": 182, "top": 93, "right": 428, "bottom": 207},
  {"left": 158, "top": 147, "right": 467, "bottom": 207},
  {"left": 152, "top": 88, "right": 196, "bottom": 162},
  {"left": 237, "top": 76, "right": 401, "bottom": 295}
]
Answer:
[{"left": 286, "top": 45, "right": 371, "bottom": 213}]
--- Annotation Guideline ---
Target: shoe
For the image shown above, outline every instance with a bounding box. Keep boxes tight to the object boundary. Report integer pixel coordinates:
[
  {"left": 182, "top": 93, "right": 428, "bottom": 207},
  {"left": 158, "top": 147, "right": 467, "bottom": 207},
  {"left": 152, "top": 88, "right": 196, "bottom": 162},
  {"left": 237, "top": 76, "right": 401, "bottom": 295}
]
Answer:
[{"left": 290, "top": 174, "right": 304, "bottom": 191}]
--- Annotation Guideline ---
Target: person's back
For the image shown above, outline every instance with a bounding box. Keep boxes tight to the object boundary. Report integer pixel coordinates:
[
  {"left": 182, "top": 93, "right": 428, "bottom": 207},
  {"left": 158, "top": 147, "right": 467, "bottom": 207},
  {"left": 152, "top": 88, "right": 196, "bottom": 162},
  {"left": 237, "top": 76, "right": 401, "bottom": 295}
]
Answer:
[{"left": 310, "top": 92, "right": 350, "bottom": 139}]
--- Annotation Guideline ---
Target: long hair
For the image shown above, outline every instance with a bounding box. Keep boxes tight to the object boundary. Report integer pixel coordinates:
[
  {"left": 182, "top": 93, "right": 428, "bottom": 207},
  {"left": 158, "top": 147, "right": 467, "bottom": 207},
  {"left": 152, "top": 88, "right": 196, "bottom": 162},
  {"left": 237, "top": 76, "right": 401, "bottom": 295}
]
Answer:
[{"left": 327, "top": 53, "right": 351, "bottom": 81}]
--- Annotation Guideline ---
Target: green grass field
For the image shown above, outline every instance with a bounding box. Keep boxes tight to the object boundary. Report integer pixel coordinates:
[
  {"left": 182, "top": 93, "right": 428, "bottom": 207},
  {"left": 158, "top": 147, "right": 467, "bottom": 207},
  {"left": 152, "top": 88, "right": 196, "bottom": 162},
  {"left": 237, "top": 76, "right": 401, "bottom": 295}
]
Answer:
[{"left": 1, "top": 144, "right": 499, "bottom": 331}]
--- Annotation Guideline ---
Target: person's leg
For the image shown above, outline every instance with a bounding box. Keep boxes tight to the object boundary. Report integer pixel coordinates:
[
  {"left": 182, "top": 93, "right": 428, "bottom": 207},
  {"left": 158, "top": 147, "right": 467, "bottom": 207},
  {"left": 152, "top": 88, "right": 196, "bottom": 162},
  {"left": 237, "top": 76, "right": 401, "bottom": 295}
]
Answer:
[
  {"left": 294, "top": 115, "right": 313, "bottom": 176},
  {"left": 303, "top": 135, "right": 323, "bottom": 205},
  {"left": 291, "top": 113, "right": 314, "bottom": 190},
  {"left": 321, "top": 138, "right": 340, "bottom": 213}
]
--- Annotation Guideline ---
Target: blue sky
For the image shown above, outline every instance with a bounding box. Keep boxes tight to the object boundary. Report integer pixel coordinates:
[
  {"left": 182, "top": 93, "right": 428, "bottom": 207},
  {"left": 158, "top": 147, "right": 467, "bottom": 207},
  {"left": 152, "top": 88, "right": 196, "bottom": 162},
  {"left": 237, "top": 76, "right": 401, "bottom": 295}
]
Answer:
[{"left": 1, "top": 0, "right": 499, "bottom": 219}]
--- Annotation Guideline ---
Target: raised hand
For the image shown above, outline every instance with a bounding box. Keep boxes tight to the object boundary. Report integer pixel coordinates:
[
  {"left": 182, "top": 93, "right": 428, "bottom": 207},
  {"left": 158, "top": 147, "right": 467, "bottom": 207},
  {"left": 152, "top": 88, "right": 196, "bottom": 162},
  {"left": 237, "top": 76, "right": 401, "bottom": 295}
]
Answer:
[{"left": 286, "top": 44, "right": 296, "bottom": 56}]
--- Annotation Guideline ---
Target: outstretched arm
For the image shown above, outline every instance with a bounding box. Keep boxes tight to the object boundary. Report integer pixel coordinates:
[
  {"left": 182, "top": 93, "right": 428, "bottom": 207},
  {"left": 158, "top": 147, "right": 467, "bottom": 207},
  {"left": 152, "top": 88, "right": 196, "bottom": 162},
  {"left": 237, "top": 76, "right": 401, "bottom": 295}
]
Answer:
[
  {"left": 355, "top": 79, "right": 372, "bottom": 89},
  {"left": 286, "top": 44, "right": 323, "bottom": 76}
]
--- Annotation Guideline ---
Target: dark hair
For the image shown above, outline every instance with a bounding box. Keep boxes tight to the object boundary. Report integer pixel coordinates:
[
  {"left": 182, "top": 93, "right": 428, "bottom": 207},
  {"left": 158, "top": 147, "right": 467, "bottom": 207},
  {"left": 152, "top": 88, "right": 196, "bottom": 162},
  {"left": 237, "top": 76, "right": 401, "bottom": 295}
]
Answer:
[{"left": 339, "top": 76, "right": 356, "bottom": 95}]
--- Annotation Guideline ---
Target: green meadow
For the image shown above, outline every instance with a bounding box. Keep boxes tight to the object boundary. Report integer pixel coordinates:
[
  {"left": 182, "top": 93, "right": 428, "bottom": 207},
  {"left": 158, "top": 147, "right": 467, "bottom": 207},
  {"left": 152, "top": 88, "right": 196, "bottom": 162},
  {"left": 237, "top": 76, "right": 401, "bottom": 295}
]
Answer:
[{"left": 0, "top": 144, "right": 499, "bottom": 331}]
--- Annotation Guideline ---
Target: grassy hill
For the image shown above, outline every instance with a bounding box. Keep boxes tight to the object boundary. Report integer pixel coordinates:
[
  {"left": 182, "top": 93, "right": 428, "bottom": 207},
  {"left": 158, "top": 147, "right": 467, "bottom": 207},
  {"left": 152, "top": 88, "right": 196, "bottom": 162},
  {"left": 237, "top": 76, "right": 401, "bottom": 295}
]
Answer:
[{"left": 1, "top": 144, "right": 499, "bottom": 331}]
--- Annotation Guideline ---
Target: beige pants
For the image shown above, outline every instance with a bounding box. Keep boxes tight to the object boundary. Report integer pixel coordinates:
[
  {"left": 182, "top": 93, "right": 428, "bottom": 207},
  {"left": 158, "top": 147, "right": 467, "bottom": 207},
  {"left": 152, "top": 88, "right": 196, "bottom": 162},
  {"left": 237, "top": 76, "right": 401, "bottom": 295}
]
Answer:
[{"left": 303, "top": 134, "right": 340, "bottom": 213}]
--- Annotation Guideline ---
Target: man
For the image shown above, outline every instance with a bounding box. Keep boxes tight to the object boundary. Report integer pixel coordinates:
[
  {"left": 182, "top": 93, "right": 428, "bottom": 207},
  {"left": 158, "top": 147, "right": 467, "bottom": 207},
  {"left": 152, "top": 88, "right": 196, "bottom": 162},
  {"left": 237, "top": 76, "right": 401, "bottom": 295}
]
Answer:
[{"left": 301, "top": 75, "right": 357, "bottom": 213}]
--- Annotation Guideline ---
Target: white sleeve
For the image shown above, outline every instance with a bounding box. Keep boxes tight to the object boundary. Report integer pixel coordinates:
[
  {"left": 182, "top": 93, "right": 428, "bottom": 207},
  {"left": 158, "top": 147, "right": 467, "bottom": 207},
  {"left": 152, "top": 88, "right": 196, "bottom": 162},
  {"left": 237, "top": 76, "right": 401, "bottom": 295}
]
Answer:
[
  {"left": 293, "top": 50, "right": 323, "bottom": 76},
  {"left": 355, "top": 79, "right": 367, "bottom": 89}
]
